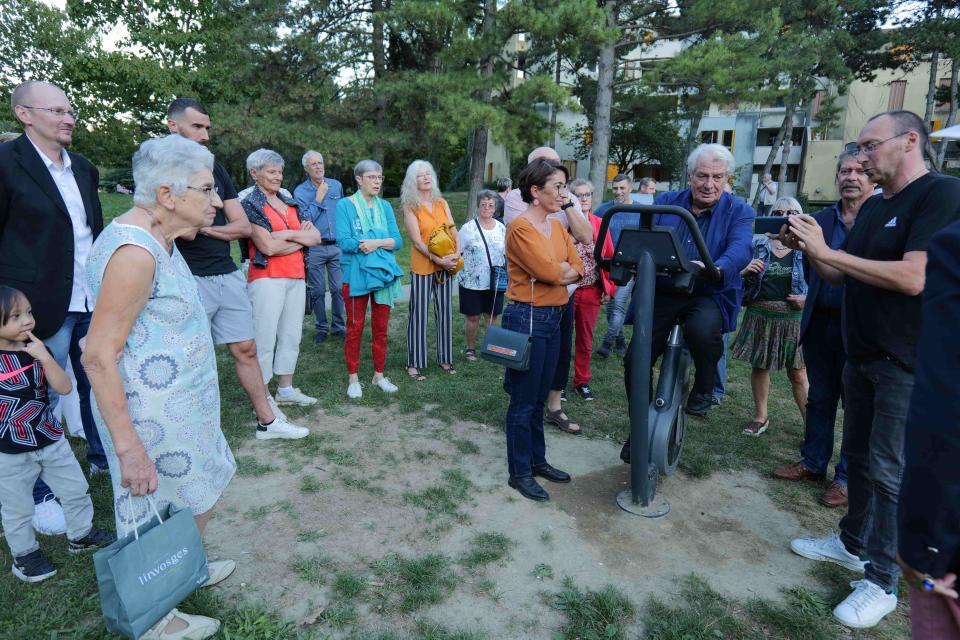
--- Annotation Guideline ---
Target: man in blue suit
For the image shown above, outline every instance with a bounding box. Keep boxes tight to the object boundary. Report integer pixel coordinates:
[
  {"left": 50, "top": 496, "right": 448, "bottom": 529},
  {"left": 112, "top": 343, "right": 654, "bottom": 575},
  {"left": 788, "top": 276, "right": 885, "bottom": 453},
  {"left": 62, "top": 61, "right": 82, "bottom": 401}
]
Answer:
[
  {"left": 621, "top": 143, "right": 755, "bottom": 417},
  {"left": 773, "top": 152, "right": 873, "bottom": 509},
  {"left": 897, "top": 218, "right": 960, "bottom": 638}
]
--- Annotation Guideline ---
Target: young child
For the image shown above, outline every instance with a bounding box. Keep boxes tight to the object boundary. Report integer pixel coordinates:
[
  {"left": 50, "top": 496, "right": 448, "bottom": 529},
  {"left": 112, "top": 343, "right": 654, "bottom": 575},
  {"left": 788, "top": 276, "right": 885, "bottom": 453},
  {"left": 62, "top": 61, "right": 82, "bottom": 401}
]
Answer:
[{"left": 0, "top": 286, "right": 114, "bottom": 582}]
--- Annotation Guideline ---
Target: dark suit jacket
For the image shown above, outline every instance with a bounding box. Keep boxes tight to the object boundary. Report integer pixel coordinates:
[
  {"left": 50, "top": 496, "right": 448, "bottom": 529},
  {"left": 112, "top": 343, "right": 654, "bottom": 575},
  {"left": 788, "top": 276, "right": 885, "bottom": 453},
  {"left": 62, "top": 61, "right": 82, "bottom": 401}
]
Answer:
[
  {"left": 898, "top": 219, "right": 960, "bottom": 577},
  {"left": 798, "top": 203, "right": 842, "bottom": 345},
  {"left": 0, "top": 134, "right": 103, "bottom": 338}
]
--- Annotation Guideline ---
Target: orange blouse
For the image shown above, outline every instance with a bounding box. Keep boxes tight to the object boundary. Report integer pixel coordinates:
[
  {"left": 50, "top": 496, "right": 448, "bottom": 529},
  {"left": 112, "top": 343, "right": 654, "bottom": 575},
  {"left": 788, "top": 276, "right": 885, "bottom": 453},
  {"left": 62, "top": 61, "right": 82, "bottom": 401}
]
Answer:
[
  {"left": 409, "top": 199, "right": 451, "bottom": 276},
  {"left": 505, "top": 217, "right": 584, "bottom": 307},
  {"left": 247, "top": 203, "right": 306, "bottom": 282}
]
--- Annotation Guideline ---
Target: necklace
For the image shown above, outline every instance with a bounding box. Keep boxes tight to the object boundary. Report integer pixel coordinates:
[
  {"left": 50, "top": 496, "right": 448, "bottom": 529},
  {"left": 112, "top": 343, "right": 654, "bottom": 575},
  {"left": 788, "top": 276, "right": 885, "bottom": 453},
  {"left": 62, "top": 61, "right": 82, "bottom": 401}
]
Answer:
[{"left": 888, "top": 168, "right": 928, "bottom": 197}]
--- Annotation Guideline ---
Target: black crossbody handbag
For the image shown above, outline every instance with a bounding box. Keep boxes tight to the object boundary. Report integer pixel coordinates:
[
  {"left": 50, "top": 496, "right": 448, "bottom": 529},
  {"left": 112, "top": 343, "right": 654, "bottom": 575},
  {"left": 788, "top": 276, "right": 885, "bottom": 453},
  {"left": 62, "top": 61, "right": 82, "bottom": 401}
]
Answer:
[{"left": 480, "top": 279, "right": 534, "bottom": 371}]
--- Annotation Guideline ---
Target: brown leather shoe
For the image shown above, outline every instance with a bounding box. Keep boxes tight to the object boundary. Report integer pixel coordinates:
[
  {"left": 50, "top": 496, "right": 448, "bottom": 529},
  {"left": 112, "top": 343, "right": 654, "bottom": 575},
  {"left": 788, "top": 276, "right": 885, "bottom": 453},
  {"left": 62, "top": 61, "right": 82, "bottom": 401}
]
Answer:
[
  {"left": 819, "top": 482, "right": 848, "bottom": 508},
  {"left": 773, "top": 461, "right": 825, "bottom": 482}
]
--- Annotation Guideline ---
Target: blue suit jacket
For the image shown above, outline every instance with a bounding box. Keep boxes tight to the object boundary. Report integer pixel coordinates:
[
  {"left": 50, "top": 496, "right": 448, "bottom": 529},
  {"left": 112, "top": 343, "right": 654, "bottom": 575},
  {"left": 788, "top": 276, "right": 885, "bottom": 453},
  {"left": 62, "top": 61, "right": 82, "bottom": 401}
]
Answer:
[
  {"left": 898, "top": 219, "right": 960, "bottom": 577},
  {"left": 651, "top": 190, "right": 755, "bottom": 333},
  {"left": 798, "top": 203, "right": 842, "bottom": 344}
]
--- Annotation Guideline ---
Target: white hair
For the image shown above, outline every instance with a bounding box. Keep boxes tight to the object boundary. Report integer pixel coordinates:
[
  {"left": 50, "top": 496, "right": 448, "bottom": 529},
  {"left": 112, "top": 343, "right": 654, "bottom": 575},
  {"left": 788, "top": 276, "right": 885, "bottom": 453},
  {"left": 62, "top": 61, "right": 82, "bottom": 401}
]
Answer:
[
  {"left": 527, "top": 146, "right": 560, "bottom": 164},
  {"left": 301, "top": 150, "right": 323, "bottom": 168},
  {"left": 686, "top": 143, "right": 735, "bottom": 177},
  {"left": 353, "top": 159, "right": 382, "bottom": 177},
  {"left": 246, "top": 148, "right": 284, "bottom": 172},
  {"left": 400, "top": 159, "right": 442, "bottom": 210},
  {"left": 772, "top": 196, "right": 803, "bottom": 214},
  {"left": 132, "top": 135, "right": 214, "bottom": 207}
]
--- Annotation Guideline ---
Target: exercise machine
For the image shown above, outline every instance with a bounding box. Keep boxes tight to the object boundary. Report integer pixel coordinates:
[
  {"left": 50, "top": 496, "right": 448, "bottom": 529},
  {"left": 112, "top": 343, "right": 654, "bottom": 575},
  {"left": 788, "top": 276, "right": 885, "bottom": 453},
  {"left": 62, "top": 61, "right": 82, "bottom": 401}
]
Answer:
[{"left": 594, "top": 204, "right": 720, "bottom": 518}]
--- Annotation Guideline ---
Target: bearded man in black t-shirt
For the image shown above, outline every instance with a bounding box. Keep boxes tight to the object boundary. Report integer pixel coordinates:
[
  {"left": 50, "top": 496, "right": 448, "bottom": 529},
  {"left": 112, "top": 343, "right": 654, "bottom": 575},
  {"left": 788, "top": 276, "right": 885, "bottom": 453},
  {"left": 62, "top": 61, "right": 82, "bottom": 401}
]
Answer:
[
  {"left": 782, "top": 111, "right": 960, "bottom": 629},
  {"left": 166, "top": 98, "right": 308, "bottom": 441}
]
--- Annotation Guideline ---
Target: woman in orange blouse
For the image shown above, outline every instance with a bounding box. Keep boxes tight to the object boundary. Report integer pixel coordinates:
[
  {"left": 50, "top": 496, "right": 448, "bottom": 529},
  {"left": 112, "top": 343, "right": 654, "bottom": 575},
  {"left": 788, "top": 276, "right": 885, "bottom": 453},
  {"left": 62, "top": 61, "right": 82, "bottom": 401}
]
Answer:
[
  {"left": 502, "top": 158, "right": 583, "bottom": 502},
  {"left": 401, "top": 160, "right": 460, "bottom": 380}
]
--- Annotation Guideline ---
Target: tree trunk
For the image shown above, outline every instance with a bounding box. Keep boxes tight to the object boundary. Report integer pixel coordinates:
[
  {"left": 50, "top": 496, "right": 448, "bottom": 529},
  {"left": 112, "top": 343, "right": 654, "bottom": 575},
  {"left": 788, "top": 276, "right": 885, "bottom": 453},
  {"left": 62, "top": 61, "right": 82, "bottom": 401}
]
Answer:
[
  {"left": 752, "top": 102, "right": 794, "bottom": 210},
  {"left": 589, "top": 0, "right": 618, "bottom": 201},
  {"left": 550, "top": 45, "right": 561, "bottom": 149},
  {"left": 371, "top": 0, "right": 387, "bottom": 165},
  {"left": 466, "top": 0, "right": 496, "bottom": 218},
  {"left": 936, "top": 57, "right": 958, "bottom": 171},
  {"left": 924, "top": 50, "right": 940, "bottom": 125},
  {"left": 680, "top": 100, "right": 703, "bottom": 189},
  {"left": 778, "top": 101, "right": 795, "bottom": 198}
]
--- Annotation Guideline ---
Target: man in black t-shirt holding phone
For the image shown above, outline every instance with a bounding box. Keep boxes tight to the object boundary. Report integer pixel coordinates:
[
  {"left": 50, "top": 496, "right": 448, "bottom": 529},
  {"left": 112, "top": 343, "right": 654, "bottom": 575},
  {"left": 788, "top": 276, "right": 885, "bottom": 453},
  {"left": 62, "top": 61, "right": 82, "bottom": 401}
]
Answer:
[
  {"left": 166, "top": 98, "right": 308, "bottom": 440},
  {"left": 783, "top": 111, "right": 960, "bottom": 629}
]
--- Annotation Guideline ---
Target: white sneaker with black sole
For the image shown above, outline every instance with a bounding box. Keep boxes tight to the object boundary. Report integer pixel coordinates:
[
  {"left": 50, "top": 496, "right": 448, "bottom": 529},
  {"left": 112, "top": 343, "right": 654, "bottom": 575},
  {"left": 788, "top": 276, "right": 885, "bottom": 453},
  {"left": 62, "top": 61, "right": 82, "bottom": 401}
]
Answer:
[
  {"left": 833, "top": 579, "right": 897, "bottom": 628},
  {"left": 256, "top": 415, "right": 309, "bottom": 440},
  {"left": 790, "top": 531, "right": 867, "bottom": 572},
  {"left": 12, "top": 549, "right": 57, "bottom": 583}
]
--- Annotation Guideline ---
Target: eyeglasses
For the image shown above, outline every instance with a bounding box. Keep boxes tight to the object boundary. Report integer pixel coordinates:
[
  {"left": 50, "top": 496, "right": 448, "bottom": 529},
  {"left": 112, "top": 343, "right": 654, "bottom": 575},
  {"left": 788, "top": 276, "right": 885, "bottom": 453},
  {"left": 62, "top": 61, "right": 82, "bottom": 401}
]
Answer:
[
  {"left": 186, "top": 185, "right": 221, "bottom": 201},
  {"left": 573, "top": 191, "right": 593, "bottom": 199},
  {"left": 19, "top": 105, "right": 78, "bottom": 120},
  {"left": 362, "top": 174, "right": 384, "bottom": 182},
  {"left": 844, "top": 132, "right": 909, "bottom": 157},
  {"left": 770, "top": 209, "right": 800, "bottom": 216}
]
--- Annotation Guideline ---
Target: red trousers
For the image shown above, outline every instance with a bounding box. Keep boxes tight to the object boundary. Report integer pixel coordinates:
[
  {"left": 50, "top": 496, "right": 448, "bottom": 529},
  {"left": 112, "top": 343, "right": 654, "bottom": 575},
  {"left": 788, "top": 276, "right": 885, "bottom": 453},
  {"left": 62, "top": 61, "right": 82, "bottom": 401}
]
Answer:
[
  {"left": 343, "top": 283, "right": 390, "bottom": 375},
  {"left": 573, "top": 285, "right": 602, "bottom": 386},
  {"left": 910, "top": 583, "right": 960, "bottom": 640}
]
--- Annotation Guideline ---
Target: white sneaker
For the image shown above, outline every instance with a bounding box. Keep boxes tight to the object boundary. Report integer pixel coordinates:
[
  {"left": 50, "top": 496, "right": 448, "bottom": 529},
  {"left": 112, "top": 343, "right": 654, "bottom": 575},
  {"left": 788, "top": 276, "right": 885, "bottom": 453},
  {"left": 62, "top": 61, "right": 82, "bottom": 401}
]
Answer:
[
  {"left": 141, "top": 608, "right": 220, "bottom": 639},
  {"left": 202, "top": 559, "right": 236, "bottom": 588},
  {"left": 347, "top": 382, "right": 363, "bottom": 399},
  {"left": 274, "top": 387, "right": 318, "bottom": 406},
  {"left": 790, "top": 532, "right": 866, "bottom": 572},
  {"left": 32, "top": 496, "right": 66, "bottom": 536},
  {"left": 373, "top": 376, "right": 398, "bottom": 393},
  {"left": 833, "top": 579, "right": 897, "bottom": 628},
  {"left": 256, "top": 415, "right": 309, "bottom": 440}
]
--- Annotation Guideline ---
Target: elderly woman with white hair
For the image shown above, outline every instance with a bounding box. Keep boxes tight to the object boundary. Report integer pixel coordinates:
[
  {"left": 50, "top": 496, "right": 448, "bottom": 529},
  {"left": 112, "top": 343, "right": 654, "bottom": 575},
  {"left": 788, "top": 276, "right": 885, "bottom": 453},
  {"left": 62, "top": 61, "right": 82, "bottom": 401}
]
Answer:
[
  {"left": 401, "top": 159, "right": 460, "bottom": 380},
  {"left": 241, "top": 149, "right": 322, "bottom": 407},
  {"left": 732, "top": 196, "right": 809, "bottom": 436},
  {"left": 82, "top": 134, "right": 238, "bottom": 639}
]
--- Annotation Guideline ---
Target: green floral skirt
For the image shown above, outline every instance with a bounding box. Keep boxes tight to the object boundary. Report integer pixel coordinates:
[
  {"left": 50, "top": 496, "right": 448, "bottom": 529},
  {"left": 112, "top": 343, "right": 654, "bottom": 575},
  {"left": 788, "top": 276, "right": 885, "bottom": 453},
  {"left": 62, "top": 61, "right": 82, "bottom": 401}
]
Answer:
[{"left": 731, "top": 300, "right": 804, "bottom": 371}]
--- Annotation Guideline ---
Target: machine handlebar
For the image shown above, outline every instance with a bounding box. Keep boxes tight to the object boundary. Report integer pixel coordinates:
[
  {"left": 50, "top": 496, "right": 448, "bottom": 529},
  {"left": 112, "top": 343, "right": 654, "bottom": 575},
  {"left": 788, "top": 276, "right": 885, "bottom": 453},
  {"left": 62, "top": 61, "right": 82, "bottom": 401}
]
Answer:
[{"left": 592, "top": 204, "right": 721, "bottom": 283}]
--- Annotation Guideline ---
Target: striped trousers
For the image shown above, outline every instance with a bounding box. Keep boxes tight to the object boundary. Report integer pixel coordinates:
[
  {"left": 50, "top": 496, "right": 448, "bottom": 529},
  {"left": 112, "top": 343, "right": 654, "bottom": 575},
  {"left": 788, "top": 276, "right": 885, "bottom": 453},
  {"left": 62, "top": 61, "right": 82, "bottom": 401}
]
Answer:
[{"left": 406, "top": 272, "right": 454, "bottom": 369}]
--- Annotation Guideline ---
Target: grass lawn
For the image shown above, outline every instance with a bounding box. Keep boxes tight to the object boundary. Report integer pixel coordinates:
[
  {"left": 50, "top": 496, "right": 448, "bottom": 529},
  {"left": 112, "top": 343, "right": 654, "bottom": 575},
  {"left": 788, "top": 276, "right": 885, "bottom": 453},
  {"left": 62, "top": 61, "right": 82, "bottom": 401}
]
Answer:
[{"left": 0, "top": 192, "right": 910, "bottom": 639}]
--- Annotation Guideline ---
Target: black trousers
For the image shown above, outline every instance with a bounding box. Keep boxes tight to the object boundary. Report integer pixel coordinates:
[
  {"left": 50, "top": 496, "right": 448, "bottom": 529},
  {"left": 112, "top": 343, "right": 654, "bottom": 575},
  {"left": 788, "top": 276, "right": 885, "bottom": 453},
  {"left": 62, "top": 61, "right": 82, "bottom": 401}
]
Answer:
[{"left": 624, "top": 293, "right": 724, "bottom": 399}]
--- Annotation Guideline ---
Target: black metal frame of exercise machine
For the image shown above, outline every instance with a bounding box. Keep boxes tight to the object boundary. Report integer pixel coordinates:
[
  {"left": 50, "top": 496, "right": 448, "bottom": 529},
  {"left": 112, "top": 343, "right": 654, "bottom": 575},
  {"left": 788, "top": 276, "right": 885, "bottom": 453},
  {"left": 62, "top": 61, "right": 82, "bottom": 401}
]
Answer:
[{"left": 594, "top": 204, "right": 720, "bottom": 518}]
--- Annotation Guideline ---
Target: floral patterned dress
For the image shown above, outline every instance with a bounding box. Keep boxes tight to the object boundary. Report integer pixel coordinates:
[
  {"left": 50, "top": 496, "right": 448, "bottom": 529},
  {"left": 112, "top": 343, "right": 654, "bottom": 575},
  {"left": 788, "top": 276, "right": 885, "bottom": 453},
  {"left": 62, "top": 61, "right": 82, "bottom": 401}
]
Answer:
[{"left": 85, "top": 223, "right": 236, "bottom": 532}]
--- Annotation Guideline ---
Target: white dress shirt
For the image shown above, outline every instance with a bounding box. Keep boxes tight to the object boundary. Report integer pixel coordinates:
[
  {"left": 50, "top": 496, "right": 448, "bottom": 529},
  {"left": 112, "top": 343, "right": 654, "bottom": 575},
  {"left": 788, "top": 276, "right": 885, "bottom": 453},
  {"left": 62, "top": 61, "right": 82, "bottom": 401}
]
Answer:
[{"left": 28, "top": 137, "right": 94, "bottom": 312}]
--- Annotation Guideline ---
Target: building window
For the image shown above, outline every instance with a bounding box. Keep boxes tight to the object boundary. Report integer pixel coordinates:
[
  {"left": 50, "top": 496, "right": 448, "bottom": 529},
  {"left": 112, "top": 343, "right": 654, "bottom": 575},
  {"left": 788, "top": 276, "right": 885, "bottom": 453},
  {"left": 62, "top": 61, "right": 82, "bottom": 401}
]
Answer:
[
  {"left": 562, "top": 160, "right": 577, "bottom": 179},
  {"left": 722, "top": 130, "right": 735, "bottom": 153},
  {"left": 700, "top": 130, "right": 718, "bottom": 144},
  {"left": 888, "top": 80, "right": 907, "bottom": 110},
  {"left": 486, "top": 163, "right": 494, "bottom": 183}
]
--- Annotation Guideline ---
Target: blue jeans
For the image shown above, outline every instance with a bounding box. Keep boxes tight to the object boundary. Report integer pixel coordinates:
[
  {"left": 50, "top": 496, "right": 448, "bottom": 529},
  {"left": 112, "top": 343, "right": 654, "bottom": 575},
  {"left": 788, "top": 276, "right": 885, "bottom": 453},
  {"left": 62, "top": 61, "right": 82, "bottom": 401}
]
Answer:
[
  {"left": 601, "top": 278, "right": 634, "bottom": 346},
  {"left": 503, "top": 303, "right": 563, "bottom": 479},
  {"left": 307, "top": 244, "right": 345, "bottom": 335},
  {"left": 838, "top": 358, "right": 914, "bottom": 593},
  {"left": 713, "top": 333, "right": 729, "bottom": 401},
  {"left": 550, "top": 297, "right": 575, "bottom": 391},
  {"left": 800, "top": 313, "right": 848, "bottom": 484},
  {"left": 32, "top": 312, "right": 107, "bottom": 504}
]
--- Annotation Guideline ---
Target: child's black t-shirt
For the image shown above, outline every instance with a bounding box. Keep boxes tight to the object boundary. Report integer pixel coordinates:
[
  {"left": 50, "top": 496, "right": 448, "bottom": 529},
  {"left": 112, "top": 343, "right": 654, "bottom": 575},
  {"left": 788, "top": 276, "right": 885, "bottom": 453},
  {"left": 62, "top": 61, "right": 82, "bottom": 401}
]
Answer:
[{"left": 0, "top": 350, "right": 63, "bottom": 453}]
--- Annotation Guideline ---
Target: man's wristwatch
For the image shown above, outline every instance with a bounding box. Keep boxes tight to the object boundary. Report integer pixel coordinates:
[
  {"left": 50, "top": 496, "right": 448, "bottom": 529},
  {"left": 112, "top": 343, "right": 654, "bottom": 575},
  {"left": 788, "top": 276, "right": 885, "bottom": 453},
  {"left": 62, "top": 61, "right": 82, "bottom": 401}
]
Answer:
[{"left": 560, "top": 201, "right": 574, "bottom": 210}]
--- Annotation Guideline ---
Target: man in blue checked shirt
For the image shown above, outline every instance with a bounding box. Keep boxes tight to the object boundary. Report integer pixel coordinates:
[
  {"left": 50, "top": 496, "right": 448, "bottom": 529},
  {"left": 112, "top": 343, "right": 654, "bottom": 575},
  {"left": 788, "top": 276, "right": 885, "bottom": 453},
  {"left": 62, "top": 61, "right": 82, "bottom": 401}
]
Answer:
[{"left": 295, "top": 150, "right": 345, "bottom": 343}]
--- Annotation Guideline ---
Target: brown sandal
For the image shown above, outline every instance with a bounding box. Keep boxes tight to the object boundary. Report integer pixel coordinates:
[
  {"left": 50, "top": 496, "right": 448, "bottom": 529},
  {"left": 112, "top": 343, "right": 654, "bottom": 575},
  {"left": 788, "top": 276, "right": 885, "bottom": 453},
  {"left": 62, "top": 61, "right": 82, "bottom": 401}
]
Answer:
[
  {"left": 545, "top": 409, "right": 583, "bottom": 435},
  {"left": 407, "top": 368, "right": 427, "bottom": 381}
]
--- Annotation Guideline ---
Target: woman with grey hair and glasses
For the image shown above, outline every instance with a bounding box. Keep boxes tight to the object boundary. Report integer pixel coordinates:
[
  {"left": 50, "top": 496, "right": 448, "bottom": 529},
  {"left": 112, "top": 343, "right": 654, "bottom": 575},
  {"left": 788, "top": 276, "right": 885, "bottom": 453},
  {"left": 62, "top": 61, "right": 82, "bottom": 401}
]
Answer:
[
  {"left": 82, "top": 135, "right": 238, "bottom": 639},
  {"left": 241, "top": 149, "right": 322, "bottom": 407},
  {"left": 456, "top": 189, "right": 506, "bottom": 360}
]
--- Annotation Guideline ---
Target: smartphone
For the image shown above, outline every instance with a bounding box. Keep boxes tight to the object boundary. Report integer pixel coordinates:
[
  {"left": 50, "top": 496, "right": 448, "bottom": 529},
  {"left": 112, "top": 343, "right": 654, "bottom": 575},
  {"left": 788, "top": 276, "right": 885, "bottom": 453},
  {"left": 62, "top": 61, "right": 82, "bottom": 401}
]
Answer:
[{"left": 754, "top": 216, "right": 790, "bottom": 236}]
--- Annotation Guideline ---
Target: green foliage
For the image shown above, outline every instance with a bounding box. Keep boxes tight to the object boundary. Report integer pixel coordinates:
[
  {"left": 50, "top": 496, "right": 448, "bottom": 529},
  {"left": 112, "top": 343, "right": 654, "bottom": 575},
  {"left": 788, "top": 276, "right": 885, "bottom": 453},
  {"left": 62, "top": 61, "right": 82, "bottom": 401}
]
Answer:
[
  {"left": 551, "top": 576, "right": 636, "bottom": 640},
  {"left": 370, "top": 553, "right": 457, "bottom": 612},
  {"left": 459, "top": 532, "right": 514, "bottom": 570}
]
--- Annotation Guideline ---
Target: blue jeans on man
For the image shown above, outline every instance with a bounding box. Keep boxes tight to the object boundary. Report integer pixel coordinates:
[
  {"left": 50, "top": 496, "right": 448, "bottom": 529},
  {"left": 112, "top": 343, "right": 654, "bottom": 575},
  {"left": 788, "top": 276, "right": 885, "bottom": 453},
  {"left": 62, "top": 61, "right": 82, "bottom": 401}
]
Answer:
[
  {"left": 307, "top": 244, "right": 345, "bottom": 338},
  {"left": 799, "top": 313, "right": 848, "bottom": 484},
  {"left": 33, "top": 311, "right": 107, "bottom": 504},
  {"left": 599, "top": 278, "right": 634, "bottom": 354},
  {"left": 503, "top": 303, "right": 562, "bottom": 479},
  {"left": 712, "top": 333, "right": 729, "bottom": 404},
  {"left": 838, "top": 358, "right": 914, "bottom": 593}
]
